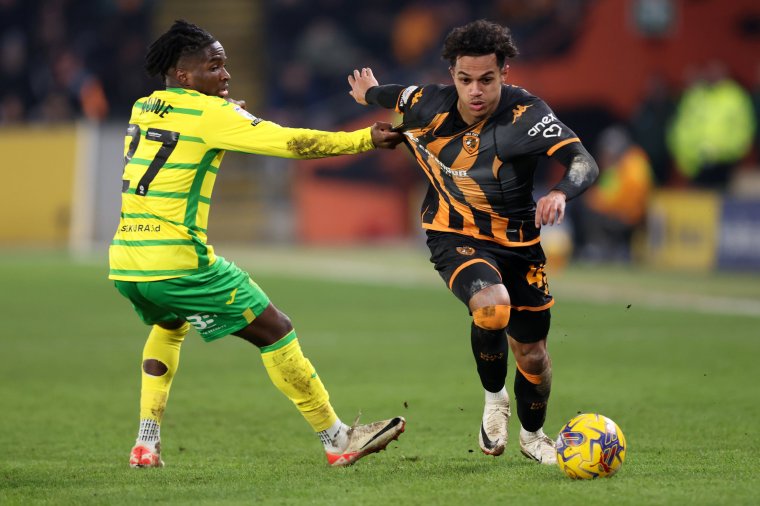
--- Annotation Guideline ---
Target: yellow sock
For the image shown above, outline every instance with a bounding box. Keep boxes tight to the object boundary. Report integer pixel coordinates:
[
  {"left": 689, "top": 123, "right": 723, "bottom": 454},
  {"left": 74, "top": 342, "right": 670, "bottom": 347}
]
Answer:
[
  {"left": 260, "top": 330, "right": 337, "bottom": 432},
  {"left": 139, "top": 322, "right": 189, "bottom": 423}
]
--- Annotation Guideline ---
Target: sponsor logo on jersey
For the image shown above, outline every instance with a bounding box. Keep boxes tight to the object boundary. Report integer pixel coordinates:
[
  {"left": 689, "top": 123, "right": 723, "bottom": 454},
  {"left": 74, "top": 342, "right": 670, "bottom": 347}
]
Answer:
[
  {"left": 511, "top": 104, "right": 532, "bottom": 124},
  {"left": 120, "top": 223, "right": 161, "bottom": 233},
  {"left": 404, "top": 131, "right": 469, "bottom": 178},
  {"left": 462, "top": 132, "right": 480, "bottom": 154},
  {"left": 456, "top": 246, "right": 476, "bottom": 256},
  {"left": 528, "top": 112, "right": 562, "bottom": 138}
]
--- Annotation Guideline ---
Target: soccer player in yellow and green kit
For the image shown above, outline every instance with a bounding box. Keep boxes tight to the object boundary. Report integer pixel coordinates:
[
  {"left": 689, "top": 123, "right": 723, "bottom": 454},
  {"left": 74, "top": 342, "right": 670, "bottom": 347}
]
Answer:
[{"left": 110, "top": 20, "right": 405, "bottom": 468}]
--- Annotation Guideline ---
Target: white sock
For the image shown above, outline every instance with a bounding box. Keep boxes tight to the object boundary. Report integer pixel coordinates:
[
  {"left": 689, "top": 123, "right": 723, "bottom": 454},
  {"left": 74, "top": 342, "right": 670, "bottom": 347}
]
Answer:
[
  {"left": 136, "top": 419, "right": 160, "bottom": 445},
  {"left": 520, "top": 426, "right": 546, "bottom": 439},
  {"left": 484, "top": 387, "right": 508, "bottom": 403},
  {"left": 318, "top": 419, "right": 349, "bottom": 452}
]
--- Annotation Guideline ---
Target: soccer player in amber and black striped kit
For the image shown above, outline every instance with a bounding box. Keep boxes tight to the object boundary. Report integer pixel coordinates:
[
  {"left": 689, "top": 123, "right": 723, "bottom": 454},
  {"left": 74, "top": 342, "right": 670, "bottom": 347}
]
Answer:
[
  {"left": 349, "top": 19, "right": 599, "bottom": 464},
  {"left": 110, "top": 20, "right": 406, "bottom": 468}
]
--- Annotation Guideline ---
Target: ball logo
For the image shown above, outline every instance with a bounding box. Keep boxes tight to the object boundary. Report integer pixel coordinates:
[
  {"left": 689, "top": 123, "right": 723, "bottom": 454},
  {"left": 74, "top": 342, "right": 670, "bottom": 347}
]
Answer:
[
  {"left": 598, "top": 445, "right": 620, "bottom": 472},
  {"left": 560, "top": 431, "right": 586, "bottom": 447}
]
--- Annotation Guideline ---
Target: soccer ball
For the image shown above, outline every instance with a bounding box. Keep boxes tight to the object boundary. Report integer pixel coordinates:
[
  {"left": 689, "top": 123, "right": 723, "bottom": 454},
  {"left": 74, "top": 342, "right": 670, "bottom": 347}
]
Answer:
[{"left": 555, "top": 413, "right": 627, "bottom": 479}]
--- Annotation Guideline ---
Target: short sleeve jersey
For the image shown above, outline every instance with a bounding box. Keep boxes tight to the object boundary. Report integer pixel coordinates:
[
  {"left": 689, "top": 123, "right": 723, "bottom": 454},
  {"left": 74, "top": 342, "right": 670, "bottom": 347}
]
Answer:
[
  {"left": 109, "top": 87, "right": 373, "bottom": 281},
  {"left": 393, "top": 84, "right": 580, "bottom": 247}
]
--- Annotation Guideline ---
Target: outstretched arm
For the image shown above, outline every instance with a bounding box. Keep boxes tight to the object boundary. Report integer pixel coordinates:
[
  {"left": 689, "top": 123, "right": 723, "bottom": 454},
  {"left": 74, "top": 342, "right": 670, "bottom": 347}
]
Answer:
[
  {"left": 348, "top": 68, "right": 378, "bottom": 105},
  {"left": 535, "top": 142, "right": 599, "bottom": 227},
  {"left": 348, "top": 68, "right": 407, "bottom": 110}
]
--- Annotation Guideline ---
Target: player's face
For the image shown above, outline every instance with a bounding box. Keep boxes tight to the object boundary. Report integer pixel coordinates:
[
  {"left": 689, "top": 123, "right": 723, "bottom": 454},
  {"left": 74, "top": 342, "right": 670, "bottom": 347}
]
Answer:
[
  {"left": 450, "top": 54, "right": 507, "bottom": 124},
  {"left": 178, "top": 41, "right": 230, "bottom": 98}
]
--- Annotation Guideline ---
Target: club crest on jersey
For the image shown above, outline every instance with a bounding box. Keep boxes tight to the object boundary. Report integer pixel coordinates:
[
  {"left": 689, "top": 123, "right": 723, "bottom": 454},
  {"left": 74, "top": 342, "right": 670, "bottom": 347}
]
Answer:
[
  {"left": 463, "top": 132, "right": 480, "bottom": 155},
  {"left": 456, "top": 246, "right": 476, "bottom": 256}
]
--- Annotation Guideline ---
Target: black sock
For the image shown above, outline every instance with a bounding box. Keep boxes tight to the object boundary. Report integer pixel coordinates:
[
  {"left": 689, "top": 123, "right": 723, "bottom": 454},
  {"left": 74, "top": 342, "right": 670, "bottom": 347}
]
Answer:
[
  {"left": 470, "top": 323, "right": 508, "bottom": 393},
  {"left": 514, "top": 368, "right": 551, "bottom": 432}
]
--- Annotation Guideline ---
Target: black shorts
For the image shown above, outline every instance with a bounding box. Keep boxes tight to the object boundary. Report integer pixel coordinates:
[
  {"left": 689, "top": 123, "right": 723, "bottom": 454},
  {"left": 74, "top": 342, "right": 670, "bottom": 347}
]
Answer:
[{"left": 426, "top": 230, "right": 554, "bottom": 312}]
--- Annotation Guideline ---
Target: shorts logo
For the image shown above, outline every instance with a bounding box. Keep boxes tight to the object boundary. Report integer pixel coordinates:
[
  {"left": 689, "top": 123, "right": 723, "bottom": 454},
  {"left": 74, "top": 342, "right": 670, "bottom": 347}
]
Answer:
[
  {"left": 526, "top": 264, "right": 549, "bottom": 293},
  {"left": 225, "top": 288, "right": 238, "bottom": 305},
  {"left": 456, "top": 246, "right": 476, "bottom": 256},
  {"left": 186, "top": 313, "right": 216, "bottom": 330},
  {"left": 462, "top": 133, "right": 479, "bottom": 155}
]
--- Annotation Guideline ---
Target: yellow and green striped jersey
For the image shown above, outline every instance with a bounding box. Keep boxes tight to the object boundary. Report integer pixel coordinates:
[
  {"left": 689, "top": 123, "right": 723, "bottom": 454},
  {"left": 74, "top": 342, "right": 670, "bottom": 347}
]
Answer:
[{"left": 109, "top": 87, "right": 375, "bottom": 281}]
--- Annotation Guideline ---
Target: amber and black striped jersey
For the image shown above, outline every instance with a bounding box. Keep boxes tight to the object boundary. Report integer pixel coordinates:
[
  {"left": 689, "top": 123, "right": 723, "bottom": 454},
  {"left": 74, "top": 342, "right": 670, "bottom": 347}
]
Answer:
[
  {"left": 367, "top": 83, "right": 593, "bottom": 247},
  {"left": 110, "top": 87, "right": 375, "bottom": 281}
]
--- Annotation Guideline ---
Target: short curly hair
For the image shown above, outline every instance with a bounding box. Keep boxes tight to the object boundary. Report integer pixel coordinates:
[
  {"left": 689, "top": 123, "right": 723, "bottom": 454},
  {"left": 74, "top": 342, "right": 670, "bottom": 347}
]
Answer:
[{"left": 441, "top": 19, "right": 518, "bottom": 68}]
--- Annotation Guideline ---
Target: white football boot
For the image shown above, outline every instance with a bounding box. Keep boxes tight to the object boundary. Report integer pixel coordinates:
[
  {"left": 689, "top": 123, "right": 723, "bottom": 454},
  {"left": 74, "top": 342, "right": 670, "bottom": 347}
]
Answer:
[
  {"left": 326, "top": 416, "right": 406, "bottom": 467},
  {"left": 519, "top": 427, "right": 557, "bottom": 464},
  {"left": 478, "top": 394, "right": 511, "bottom": 456}
]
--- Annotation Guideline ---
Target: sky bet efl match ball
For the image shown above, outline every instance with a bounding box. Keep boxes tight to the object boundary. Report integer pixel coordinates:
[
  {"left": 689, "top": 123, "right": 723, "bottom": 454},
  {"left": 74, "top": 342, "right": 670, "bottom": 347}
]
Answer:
[{"left": 555, "top": 413, "right": 627, "bottom": 479}]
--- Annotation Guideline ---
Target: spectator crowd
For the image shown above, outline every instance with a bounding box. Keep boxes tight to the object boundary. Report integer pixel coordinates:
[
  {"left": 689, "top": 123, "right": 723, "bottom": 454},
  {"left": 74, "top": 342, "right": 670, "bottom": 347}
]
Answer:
[
  {"left": 0, "top": 0, "right": 155, "bottom": 123},
  {"left": 2, "top": 0, "right": 759, "bottom": 262}
]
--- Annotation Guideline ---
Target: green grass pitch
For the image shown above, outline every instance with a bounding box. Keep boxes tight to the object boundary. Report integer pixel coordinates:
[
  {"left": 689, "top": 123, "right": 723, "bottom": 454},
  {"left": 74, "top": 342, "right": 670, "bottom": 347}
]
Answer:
[{"left": 1, "top": 248, "right": 759, "bottom": 505}]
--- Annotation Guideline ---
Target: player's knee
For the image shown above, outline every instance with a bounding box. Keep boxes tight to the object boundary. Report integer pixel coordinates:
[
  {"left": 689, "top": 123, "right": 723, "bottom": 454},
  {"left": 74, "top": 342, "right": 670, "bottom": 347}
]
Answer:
[
  {"left": 143, "top": 358, "right": 168, "bottom": 376},
  {"left": 472, "top": 305, "right": 511, "bottom": 330}
]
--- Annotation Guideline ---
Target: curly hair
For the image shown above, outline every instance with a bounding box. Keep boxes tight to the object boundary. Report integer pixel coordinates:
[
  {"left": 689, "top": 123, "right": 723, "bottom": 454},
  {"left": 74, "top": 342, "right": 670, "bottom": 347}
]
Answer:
[
  {"left": 441, "top": 19, "right": 518, "bottom": 68},
  {"left": 144, "top": 20, "right": 217, "bottom": 78}
]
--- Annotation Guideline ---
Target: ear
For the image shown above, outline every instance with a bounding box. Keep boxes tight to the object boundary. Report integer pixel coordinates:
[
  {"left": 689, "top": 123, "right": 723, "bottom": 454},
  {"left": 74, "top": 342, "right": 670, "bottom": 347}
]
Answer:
[
  {"left": 173, "top": 67, "right": 190, "bottom": 87},
  {"left": 449, "top": 66, "right": 455, "bottom": 80},
  {"left": 500, "top": 64, "right": 510, "bottom": 84}
]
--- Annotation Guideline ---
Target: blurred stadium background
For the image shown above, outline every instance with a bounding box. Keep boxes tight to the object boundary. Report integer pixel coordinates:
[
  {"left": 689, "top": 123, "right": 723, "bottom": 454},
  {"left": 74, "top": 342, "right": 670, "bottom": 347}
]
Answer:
[
  {"left": 1, "top": 0, "right": 760, "bottom": 274},
  {"left": 3, "top": 3, "right": 760, "bottom": 502}
]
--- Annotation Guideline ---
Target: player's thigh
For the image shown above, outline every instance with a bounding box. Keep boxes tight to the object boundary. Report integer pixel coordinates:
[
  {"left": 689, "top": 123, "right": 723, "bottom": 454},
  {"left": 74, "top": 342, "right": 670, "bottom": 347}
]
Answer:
[
  {"left": 508, "top": 308, "right": 551, "bottom": 344},
  {"left": 497, "top": 243, "right": 553, "bottom": 313},
  {"left": 141, "top": 257, "right": 271, "bottom": 342},
  {"left": 114, "top": 280, "right": 179, "bottom": 325},
  {"left": 426, "top": 231, "right": 505, "bottom": 305}
]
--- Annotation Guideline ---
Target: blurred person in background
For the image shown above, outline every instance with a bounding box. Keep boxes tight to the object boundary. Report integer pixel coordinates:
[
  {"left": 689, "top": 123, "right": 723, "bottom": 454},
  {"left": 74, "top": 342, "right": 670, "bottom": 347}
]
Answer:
[
  {"left": 0, "top": 28, "right": 31, "bottom": 122},
  {"left": 111, "top": 20, "right": 406, "bottom": 469},
  {"left": 752, "top": 63, "right": 760, "bottom": 163},
  {"left": 571, "top": 125, "right": 653, "bottom": 262},
  {"left": 667, "top": 60, "right": 756, "bottom": 188},
  {"left": 348, "top": 19, "right": 598, "bottom": 464},
  {"left": 629, "top": 74, "right": 676, "bottom": 186},
  {"left": 0, "top": 0, "right": 155, "bottom": 124}
]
